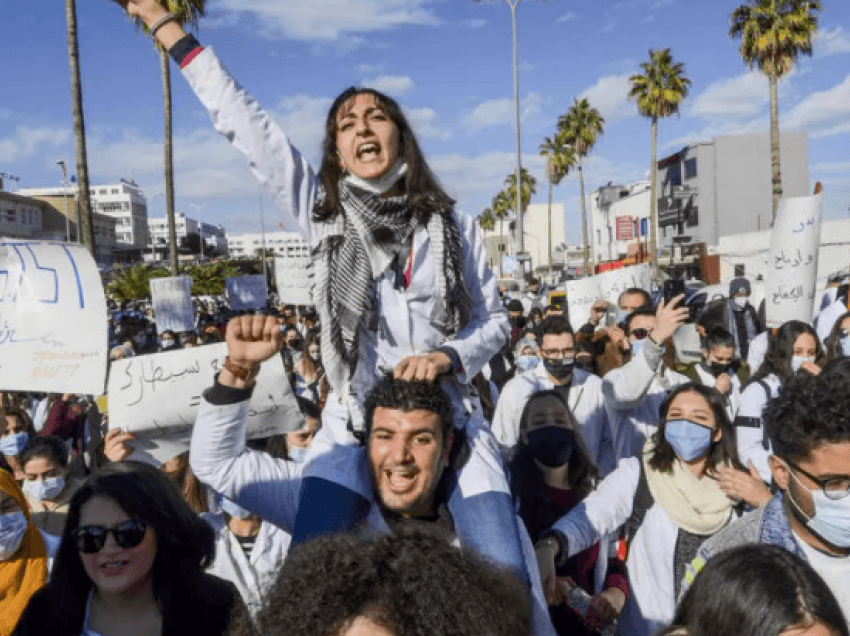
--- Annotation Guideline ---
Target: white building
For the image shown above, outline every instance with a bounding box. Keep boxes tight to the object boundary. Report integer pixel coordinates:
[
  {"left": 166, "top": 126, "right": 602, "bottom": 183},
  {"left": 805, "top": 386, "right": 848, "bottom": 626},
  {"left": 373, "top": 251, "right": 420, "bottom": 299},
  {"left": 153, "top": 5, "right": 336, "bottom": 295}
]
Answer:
[
  {"left": 0, "top": 190, "right": 43, "bottom": 239},
  {"left": 588, "top": 181, "right": 655, "bottom": 264},
  {"left": 227, "top": 230, "right": 310, "bottom": 258},
  {"left": 20, "top": 179, "right": 149, "bottom": 250},
  {"left": 147, "top": 213, "right": 226, "bottom": 254},
  {"left": 481, "top": 202, "right": 566, "bottom": 274}
]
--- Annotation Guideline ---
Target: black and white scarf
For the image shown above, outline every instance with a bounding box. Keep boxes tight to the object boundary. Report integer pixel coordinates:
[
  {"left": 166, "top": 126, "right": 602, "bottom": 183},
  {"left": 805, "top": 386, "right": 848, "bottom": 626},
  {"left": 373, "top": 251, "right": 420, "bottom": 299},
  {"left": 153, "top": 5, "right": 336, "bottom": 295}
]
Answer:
[{"left": 313, "top": 180, "right": 473, "bottom": 393}]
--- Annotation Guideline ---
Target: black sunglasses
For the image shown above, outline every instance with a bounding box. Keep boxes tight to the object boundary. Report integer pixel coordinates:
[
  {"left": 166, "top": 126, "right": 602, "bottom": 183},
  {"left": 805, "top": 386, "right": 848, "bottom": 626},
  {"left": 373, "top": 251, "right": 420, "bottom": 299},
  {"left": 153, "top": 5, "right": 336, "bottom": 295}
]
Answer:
[
  {"left": 72, "top": 519, "right": 149, "bottom": 554},
  {"left": 630, "top": 328, "right": 651, "bottom": 340}
]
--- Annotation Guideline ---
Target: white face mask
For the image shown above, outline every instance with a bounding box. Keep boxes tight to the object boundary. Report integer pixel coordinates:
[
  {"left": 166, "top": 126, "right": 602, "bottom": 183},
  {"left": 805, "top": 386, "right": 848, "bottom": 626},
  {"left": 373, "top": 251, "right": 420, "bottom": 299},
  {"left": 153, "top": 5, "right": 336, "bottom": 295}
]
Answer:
[
  {"left": 791, "top": 355, "right": 816, "bottom": 373},
  {"left": 733, "top": 296, "right": 749, "bottom": 309},
  {"left": 308, "top": 346, "right": 320, "bottom": 361},
  {"left": 23, "top": 476, "right": 65, "bottom": 502},
  {"left": 288, "top": 446, "right": 310, "bottom": 464},
  {"left": 0, "top": 511, "right": 28, "bottom": 561}
]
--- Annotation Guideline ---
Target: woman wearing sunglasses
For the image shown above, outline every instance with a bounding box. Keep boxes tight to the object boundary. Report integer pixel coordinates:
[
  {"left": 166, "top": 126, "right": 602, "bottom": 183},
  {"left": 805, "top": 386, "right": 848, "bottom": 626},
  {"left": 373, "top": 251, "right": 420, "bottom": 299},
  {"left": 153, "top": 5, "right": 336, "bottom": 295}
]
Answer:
[{"left": 13, "top": 462, "right": 246, "bottom": 636}]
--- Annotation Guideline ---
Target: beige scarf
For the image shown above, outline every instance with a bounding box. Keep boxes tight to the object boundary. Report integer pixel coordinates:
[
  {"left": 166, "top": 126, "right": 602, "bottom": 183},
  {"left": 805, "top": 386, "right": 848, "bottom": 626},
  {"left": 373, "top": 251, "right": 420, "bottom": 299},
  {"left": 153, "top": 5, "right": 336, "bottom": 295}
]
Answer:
[{"left": 642, "top": 440, "right": 734, "bottom": 535}]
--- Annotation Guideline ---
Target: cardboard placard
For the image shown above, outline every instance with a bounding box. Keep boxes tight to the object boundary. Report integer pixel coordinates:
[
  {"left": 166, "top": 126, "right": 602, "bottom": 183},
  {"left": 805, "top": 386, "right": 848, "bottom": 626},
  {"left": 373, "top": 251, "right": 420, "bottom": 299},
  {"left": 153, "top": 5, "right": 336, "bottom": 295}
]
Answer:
[
  {"left": 274, "top": 255, "right": 313, "bottom": 305},
  {"left": 226, "top": 275, "right": 268, "bottom": 310},
  {"left": 150, "top": 276, "right": 194, "bottom": 333}
]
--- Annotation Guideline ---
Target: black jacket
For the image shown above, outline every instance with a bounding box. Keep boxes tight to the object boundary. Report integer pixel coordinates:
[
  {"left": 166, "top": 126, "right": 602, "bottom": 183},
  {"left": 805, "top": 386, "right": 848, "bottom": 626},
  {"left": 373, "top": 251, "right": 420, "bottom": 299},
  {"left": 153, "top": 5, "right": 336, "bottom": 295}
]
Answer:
[{"left": 13, "top": 572, "right": 247, "bottom": 636}]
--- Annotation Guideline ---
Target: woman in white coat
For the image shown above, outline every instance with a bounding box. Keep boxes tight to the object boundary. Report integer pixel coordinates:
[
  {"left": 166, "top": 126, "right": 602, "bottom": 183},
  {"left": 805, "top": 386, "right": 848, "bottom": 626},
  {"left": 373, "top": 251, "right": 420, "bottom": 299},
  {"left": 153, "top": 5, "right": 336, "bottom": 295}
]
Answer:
[{"left": 536, "top": 383, "right": 769, "bottom": 636}]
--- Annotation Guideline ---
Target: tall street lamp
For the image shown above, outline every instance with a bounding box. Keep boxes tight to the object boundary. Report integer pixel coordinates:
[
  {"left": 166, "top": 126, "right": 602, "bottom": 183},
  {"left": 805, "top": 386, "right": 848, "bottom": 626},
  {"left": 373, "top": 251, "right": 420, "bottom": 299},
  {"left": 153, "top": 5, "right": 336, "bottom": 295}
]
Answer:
[{"left": 57, "top": 160, "right": 70, "bottom": 242}]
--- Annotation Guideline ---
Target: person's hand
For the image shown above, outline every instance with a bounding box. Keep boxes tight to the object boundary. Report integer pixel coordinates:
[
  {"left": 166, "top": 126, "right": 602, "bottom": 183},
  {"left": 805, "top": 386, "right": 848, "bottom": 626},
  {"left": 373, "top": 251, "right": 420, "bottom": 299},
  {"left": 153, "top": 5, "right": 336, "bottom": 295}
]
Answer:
[
  {"left": 62, "top": 393, "right": 76, "bottom": 402},
  {"left": 799, "top": 360, "right": 821, "bottom": 376},
  {"left": 608, "top": 326, "right": 628, "bottom": 351},
  {"left": 590, "top": 300, "right": 609, "bottom": 326},
  {"left": 393, "top": 352, "right": 453, "bottom": 382},
  {"left": 714, "top": 373, "right": 732, "bottom": 394},
  {"left": 103, "top": 428, "right": 135, "bottom": 463},
  {"left": 535, "top": 541, "right": 560, "bottom": 605},
  {"left": 225, "top": 314, "right": 284, "bottom": 368},
  {"left": 714, "top": 461, "right": 772, "bottom": 507},
  {"left": 583, "top": 587, "right": 626, "bottom": 632},
  {"left": 650, "top": 295, "right": 689, "bottom": 345}
]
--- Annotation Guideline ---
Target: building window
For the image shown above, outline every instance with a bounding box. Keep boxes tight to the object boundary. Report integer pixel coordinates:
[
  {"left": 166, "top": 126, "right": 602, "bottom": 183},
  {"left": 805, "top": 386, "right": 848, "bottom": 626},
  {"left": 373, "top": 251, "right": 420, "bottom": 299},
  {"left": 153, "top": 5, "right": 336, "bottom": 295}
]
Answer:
[
  {"left": 686, "top": 206, "right": 699, "bottom": 227},
  {"left": 667, "top": 164, "right": 681, "bottom": 187},
  {"left": 734, "top": 264, "right": 746, "bottom": 277},
  {"left": 684, "top": 158, "right": 697, "bottom": 179}
]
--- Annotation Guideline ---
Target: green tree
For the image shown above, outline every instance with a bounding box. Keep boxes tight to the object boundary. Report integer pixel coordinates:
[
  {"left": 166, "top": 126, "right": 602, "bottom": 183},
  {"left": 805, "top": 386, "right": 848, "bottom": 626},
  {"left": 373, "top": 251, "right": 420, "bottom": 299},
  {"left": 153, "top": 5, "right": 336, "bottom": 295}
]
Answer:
[
  {"left": 558, "top": 98, "right": 604, "bottom": 277},
  {"left": 185, "top": 260, "right": 240, "bottom": 296},
  {"left": 132, "top": 1, "right": 207, "bottom": 275},
  {"left": 539, "top": 135, "right": 574, "bottom": 274},
  {"left": 106, "top": 264, "right": 170, "bottom": 302},
  {"left": 478, "top": 207, "right": 496, "bottom": 232},
  {"left": 629, "top": 48, "right": 691, "bottom": 268},
  {"left": 730, "top": 0, "right": 820, "bottom": 223},
  {"left": 501, "top": 168, "right": 538, "bottom": 218}
]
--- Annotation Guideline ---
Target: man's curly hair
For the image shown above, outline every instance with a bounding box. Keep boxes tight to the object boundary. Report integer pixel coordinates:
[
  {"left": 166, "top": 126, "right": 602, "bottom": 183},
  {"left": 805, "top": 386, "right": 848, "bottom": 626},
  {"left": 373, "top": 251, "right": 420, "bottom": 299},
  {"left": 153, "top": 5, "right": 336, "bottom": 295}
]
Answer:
[
  {"left": 363, "top": 376, "right": 455, "bottom": 444},
  {"left": 763, "top": 362, "right": 850, "bottom": 463},
  {"left": 243, "top": 526, "right": 532, "bottom": 636}
]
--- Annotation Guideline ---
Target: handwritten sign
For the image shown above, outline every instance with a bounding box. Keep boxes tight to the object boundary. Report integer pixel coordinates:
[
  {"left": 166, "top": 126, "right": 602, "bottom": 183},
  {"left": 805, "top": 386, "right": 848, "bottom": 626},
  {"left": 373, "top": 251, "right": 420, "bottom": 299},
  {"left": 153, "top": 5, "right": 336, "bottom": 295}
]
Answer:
[
  {"left": 107, "top": 343, "right": 304, "bottom": 463},
  {"left": 150, "top": 276, "right": 194, "bottom": 332},
  {"left": 765, "top": 194, "right": 822, "bottom": 328},
  {"left": 275, "top": 255, "right": 313, "bottom": 305},
  {"left": 566, "top": 264, "right": 652, "bottom": 329},
  {"left": 0, "top": 241, "right": 108, "bottom": 395},
  {"left": 226, "top": 275, "right": 268, "bottom": 310}
]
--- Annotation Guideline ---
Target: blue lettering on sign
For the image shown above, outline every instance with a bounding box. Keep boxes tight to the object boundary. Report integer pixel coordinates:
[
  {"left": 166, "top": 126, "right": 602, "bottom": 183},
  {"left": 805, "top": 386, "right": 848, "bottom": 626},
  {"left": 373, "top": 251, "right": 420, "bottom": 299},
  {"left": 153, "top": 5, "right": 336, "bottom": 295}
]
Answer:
[{"left": 0, "top": 243, "right": 85, "bottom": 309}]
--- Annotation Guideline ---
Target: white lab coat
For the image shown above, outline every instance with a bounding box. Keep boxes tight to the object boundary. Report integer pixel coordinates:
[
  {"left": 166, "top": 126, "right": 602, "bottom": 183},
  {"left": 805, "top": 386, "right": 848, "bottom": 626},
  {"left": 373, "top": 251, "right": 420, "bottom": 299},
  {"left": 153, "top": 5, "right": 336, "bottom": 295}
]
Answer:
[
  {"left": 602, "top": 341, "right": 690, "bottom": 461},
  {"left": 201, "top": 511, "right": 291, "bottom": 615},
  {"left": 490, "top": 366, "right": 615, "bottom": 476},
  {"left": 734, "top": 374, "right": 781, "bottom": 482},
  {"left": 746, "top": 331, "right": 769, "bottom": 374},
  {"left": 690, "top": 363, "right": 743, "bottom": 422}
]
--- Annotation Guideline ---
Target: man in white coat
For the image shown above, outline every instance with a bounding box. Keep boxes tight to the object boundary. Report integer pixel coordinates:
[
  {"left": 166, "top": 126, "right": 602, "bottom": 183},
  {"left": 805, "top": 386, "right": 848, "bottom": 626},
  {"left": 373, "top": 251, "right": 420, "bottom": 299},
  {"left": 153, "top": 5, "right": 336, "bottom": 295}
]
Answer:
[
  {"left": 603, "top": 297, "right": 690, "bottom": 460},
  {"left": 491, "top": 315, "right": 615, "bottom": 476}
]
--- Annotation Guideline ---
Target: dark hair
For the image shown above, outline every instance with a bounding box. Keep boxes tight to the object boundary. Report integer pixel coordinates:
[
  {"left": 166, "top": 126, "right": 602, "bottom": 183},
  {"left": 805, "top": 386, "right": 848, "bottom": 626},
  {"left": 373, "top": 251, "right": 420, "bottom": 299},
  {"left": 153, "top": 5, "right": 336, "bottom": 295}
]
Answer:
[
  {"left": 161, "top": 329, "right": 176, "bottom": 339},
  {"left": 649, "top": 383, "right": 743, "bottom": 474},
  {"left": 161, "top": 451, "right": 210, "bottom": 514},
  {"left": 618, "top": 287, "right": 652, "bottom": 308},
  {"left": 535, "top": 315, "right": 574, "bottom": 346},
  {"left": 47, "top": 462, "right": 215, "bottom": 625},
  {"left": 544, "top": 304, "right": 561, "bottom": 314},
  {"left": 625, "top": 307, "right": 656, "bottom": 334},
  {"left": 1, "top": 407, "right": 35, "bottom": 438},
  {"left": 752, "top": 320, "right": 821, "bottom": 385},
  {"left": 20, "top": 435, "right": 68, "bottom": 470},
  {"left": 313, "top": 87, "right": 454, "bottom": 222},
  {"left": 508, "top": 390, "right": 599, "bottom": 540},
  {"left": 296, "top": 395, "right": 322, "bottom": 422},
  {"left": 298, "top": 329, "right": 323, "bottom": 378},
  {"left": 704, "top": 327, "right": 735, "bottom": 352},
  {"left": 507, "top": 299, "right": 524, "bottom": 313},
  {"left": 823, "top": 310, "right": 850, "bottom": 363},
  {"left": 661, "top": 544, "right": 848, "bottom": 636},
  {"left": 246, "top": 526, "right": 532, "bottom": 636},
  {"left": 764, "top": 368, "right": 850, "bottom": 464},
  {"left": 528, "top": 307, "right": 543, "bottom": 320},
  {"left": 364, "top": 376, "right": 454, "bottom": 446}
]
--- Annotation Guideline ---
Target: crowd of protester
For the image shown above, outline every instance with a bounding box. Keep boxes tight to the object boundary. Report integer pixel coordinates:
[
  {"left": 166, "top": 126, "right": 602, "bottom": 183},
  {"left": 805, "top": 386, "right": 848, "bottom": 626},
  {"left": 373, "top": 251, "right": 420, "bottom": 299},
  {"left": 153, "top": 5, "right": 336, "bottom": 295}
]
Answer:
[{"left": 1, "top": 1, "right": 848, "bottom": 634}]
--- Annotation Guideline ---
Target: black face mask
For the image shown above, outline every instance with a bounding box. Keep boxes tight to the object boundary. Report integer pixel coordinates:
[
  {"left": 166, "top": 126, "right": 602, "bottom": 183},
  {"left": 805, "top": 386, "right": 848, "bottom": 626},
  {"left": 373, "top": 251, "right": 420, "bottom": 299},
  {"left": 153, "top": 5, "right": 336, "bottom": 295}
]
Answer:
[
  {"left": 542, "top": 357, "right": 574, "bottom": 381},
  {"left": 526, "top": 427, "right": 575, "bottom": 468},
  {"left": 705, "top": 361, "right": 730, "bottom": 377},
  {"left": 510, "top": 316, "right": 526, "bottom": 329}
]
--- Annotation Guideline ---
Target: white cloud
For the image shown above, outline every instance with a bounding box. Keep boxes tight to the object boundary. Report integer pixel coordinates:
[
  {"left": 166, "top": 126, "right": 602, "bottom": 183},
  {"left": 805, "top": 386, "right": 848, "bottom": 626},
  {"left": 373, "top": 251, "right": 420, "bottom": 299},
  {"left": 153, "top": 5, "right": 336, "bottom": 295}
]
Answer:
[
  {"left": 271, "top": 94, "right": 334, "bottom": 160},
  {"left": 556, "top": 12, "right": 575, "bottom": 23},
  {"left": 0, "top": 125, "right": 70, "bottom": 163},
  {"left": 784, "top": 75, "right": 850, "bottom": 138},
  {"left": 690, "top": 71, "right": 768, "bottom": 119},
  {"left": 430, "top": 151, "right": 547, "bottom": 207},
  {"left": 361, "top": 75, "right": 414, "bottom": 97},
  {"left": 463, "top": 92, "right": 543, "bottom": 130},
  {"left": 580, "top": 73, "right": 636, "bottom": 123},
  {"left": 408, "top": 107, "right": 451, "bottom": 141},
  {"left": 214, "top": 0, "right": 440, "bottom": 41},
  {"left": 356, "top": 64, "right": 384, "bottom": 74},
  {"left": 814, "top": 26, "right": 850, "bottom": 57},
  {"left": 463, "top": 19, "right": 487, "bottom": 29},
  {"left": 600, "top": 22, "right": 615, "bottom": 33}
]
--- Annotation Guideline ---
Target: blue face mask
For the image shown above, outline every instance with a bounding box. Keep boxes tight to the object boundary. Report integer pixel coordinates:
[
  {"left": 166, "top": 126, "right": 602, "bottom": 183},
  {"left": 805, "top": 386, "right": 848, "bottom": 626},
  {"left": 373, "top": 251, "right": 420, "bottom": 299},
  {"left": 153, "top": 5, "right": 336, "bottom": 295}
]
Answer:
[
  {"left": 516, "top": 355, "right": 538, "bottom": 372},
  {"left": 288, "top": 446, "right": 310, "bottom": 464},
  {"left": 1, "top": 432, "right": 29, "bottom": 456},
  {"left": 630, "top": 338, "right": 648, "bottom": 359},
  {"left": 791, "top": 356, "right": 816, "bottom": 374},
  {"left": 22, "top": 476, "right": 66, "bottom": 502},
  {"left": 787, "top": 468, "right": 850, "bottom": 548},
  {"left": 664, "top": 419, "right": 714, "bottom": 462},
  {"left": 840, "top": 336, "right": 850, "bottom": 358},
  {"left": 0, "top": 511, "right": 28, "bottom": 561},
  {"left": 220, "top": 497, "right": 254, "bottom": 520}
]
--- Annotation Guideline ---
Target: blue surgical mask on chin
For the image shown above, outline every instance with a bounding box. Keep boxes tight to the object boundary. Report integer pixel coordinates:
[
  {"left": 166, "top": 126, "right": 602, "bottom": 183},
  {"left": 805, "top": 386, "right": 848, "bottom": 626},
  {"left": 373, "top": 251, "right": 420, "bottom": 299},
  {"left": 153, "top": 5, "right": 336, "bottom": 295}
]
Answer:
[
  {"left": 664, "top": 419, "right": 713, "bottom": 462},
  {"left": 787, "top": 468, "right": 850, "bottom": 548},
  {"left": 220, "top": 497, "right": 254, "bottom": 520},
  {"left": 516, "top": 355, "right": 539, "bottom": 372},
  {"left": 288, "top": 446, "right": 310, "bottom": 464},
  {"left": 1, "top": 432, "right": 29, "bottom": 456}
]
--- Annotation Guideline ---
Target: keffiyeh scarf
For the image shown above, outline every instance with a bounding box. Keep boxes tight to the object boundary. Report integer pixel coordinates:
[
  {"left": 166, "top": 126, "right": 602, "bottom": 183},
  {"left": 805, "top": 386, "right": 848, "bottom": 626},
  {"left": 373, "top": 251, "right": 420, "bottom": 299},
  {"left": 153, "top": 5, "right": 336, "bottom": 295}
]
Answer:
[{"left": 313, "top": 180, "right": 473, "bottom": 393}]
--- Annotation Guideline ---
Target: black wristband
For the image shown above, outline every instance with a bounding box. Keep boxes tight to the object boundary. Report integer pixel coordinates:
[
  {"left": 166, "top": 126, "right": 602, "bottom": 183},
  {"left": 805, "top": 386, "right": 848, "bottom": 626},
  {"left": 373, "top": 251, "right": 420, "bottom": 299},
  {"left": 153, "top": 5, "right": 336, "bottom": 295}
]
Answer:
[
  {"left": 204, "top": 372, "right": 255, "bottom": 405},
  {"left": 169, "top": 34, "right": 202, "bottom": 66}
]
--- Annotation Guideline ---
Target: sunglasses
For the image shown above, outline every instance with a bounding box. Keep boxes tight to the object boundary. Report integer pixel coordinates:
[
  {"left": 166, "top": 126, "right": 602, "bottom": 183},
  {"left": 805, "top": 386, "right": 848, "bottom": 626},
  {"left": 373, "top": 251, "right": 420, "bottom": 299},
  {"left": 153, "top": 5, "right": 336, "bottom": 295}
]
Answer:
[
  {"left": 72, "top": 519, "right": 149, "bottom": 554},
  {"left": 630, "top": 328, "right": 651, "bottom": 340}
]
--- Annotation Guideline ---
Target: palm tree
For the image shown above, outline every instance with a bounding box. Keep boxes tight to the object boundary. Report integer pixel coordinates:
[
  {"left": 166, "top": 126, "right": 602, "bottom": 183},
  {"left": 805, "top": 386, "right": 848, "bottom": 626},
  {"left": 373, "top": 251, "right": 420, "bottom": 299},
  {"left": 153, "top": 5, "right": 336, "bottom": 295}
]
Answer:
[
  {"left": 478, "top": 207, "right": 497, "bottom": 233},
  {"left": 557, "top": 98, "right": 604, "bottom": 277},
  {"left": 730, "top": 0, "right": 821, "bottom": 223},
  {"left": 539, "top": 135, "right": 574, "bottom": 276},
  {"left": 629, "top": 48, "right": 691, "bottom": 269},
  {"left": 63, "top": 0, "right": 96, "bottom": 256},
  {"left": 132, "top": 1, "right": 207, "bottom": 275},
  {"left": 106, "top": 264, "right": 170, "bottom": 302}
]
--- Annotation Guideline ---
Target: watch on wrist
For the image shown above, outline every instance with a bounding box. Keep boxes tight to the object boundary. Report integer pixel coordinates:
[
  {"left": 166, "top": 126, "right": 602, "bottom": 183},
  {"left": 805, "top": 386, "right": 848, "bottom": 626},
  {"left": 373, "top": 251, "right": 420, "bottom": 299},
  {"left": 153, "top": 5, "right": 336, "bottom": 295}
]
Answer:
[{"left": 224, "top": 356, "right": 260, "bottom": 382}]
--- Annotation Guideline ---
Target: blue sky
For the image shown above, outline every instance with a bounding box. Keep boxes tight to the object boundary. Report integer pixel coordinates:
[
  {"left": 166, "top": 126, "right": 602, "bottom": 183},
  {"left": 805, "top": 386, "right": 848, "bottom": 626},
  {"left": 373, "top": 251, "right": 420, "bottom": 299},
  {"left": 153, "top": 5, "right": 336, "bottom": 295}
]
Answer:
[{"left": 2, "top": 0, "right": 849, "bottom": 244}]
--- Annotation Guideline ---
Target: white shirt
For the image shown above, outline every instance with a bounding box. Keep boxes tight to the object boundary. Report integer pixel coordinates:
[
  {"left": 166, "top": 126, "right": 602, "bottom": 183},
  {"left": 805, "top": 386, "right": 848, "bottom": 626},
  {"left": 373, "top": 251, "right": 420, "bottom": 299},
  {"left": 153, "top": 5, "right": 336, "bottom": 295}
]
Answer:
[{"left": 797, "top": 535, "right": 850, "bottom": 630}]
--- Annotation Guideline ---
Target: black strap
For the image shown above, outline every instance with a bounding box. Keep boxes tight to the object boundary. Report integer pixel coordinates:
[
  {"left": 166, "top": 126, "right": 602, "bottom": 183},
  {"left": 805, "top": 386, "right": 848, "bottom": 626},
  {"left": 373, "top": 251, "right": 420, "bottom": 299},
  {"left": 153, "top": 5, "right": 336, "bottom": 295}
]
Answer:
[{"left": 623, "top": 459, "right": 654, "bottom": 549}]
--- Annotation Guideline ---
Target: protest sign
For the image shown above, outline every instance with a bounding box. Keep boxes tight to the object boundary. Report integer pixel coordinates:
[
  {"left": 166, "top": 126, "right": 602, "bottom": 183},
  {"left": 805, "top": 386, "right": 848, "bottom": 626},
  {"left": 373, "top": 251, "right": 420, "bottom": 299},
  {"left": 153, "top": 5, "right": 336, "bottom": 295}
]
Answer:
[
  {"left": 0, "top": 241, "right": 108, "bottom": 395},
  {"left": 566, "top": 264, "right": 652, "bottom": 329},
  {"left": 765, "top": 194, "right": 822, "bottom": 328},
  {"left": 226, "top": 275, "right": 268, "bottom": 310},
  {"left": 107, "top": 342, "right": 304, "bottom": 463},
  {"left": 274, "top": 255, "right": 313, "bottom": 305},
  {"left": 150, "top": 276, "right": 194, "bottom": 332},
  {"left": 566, "top": 276, "right": 601, "bottom": 330}
]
